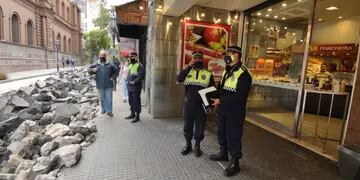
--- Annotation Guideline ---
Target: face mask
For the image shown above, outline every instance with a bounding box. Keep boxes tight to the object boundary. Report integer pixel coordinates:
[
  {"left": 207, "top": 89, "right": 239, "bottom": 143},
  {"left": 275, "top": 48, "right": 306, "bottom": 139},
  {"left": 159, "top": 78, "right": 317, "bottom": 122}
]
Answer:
[
  {"left": 130, "top": 58, "right": 137, "bottom": 64},
  {"left": 100, "top": 57, "right": 106, "bottom": 62},
  {"left": 194, "top": 61, "right": 203, "bottom": 69},
  {"left": 224, "top": 55, "right": 233, "bottom": 65}
]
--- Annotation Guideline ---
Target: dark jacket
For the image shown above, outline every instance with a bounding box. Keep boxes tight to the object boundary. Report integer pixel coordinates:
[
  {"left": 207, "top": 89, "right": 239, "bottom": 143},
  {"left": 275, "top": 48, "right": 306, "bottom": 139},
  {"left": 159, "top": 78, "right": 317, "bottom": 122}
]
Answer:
[
  {"left": 126, "top": 62, "right": 145, "bottom": 91},
  {"left": 218, "top": 63, "right": 252, "bottom": 115},
  {"left": 88, "top": 61, "right": 117, "bottom": 89},
  {"left": 177, "top": 67, "right": 215, "bottom": 103}
]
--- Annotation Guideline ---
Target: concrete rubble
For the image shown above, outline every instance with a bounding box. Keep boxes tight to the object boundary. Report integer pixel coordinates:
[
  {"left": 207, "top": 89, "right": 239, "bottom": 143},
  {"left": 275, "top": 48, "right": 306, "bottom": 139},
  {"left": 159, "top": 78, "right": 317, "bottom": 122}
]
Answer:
[{"left": 0, "top": 69, "right": 99, "bottom": 179}]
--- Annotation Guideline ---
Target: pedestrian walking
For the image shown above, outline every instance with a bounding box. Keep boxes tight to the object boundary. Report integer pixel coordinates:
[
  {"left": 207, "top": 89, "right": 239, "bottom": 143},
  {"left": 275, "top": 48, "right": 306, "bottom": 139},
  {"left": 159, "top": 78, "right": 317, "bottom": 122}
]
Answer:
[
  {"left": 209, "top": 46, "right": 252, "bottom": 177},
  {"left": 177, "top": 51, "right": 215, "bottom": 157},
  {"left": 70, "top": 59, "right": 75, "bottom": 70},
  {"left": 88, "top": 50, "right": 117, "bottom": 117},
  {"left": 112, "top": 59, "right": 120, "bottom": 91},
  {"left": 119, "top": 59, "right": 129, "bottom": 103},
  {"left": 66, "top": 58, "right": 70, "bottom": 67},
  {"left": 124, "top": 52, "right": 145, "bottom": 123}
]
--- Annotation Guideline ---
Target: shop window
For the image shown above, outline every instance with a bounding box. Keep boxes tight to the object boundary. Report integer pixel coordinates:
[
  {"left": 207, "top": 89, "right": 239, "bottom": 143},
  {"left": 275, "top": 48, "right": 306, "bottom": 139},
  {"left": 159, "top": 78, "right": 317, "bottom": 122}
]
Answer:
[
  {"left": 11, "top": 13, "right": 20, "bottom": 43},
  {"left": 26, "top": 20, "right": 33, "bottom": 45},
  {"left": 244, "top": 0, "right": 314, "bottom": 136}
]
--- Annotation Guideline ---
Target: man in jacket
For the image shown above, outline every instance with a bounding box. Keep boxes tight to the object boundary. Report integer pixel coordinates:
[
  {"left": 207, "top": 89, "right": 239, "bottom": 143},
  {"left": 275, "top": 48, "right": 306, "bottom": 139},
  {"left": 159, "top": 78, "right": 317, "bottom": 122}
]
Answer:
[
  {"left": 125, "top": 52, "right": 145, "bottom": 123},
  {"left": 209, "top": 46, "right": 252, "bottom": 177},
  {"left": 177, "top": 51, "right": 215, "bottom": 157},
  {"left": 88, "top": 50, "right": 117, "bottom": 117}
]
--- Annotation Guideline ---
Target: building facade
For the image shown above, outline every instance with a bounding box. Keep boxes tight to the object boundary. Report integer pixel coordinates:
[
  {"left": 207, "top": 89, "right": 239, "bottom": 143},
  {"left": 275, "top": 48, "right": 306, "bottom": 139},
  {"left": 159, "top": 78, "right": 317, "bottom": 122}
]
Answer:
[{"left": 0, "top": 0, "right": 83, "bottom": 73}]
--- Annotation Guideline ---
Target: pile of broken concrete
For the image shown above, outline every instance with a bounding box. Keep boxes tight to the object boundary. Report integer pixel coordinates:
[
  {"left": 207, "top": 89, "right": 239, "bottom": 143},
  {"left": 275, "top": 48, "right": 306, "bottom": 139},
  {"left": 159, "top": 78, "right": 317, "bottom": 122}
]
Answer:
[{"left": 0, "top": 69, "right": 99, "bottom": 180}]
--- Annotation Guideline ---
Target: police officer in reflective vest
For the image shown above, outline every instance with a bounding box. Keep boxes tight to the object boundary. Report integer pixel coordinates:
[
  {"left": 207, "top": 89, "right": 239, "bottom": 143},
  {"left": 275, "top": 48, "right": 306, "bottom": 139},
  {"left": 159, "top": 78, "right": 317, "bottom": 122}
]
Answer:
[
  {"left": 209, "top": 46, "right": 252, "bottom": 177},
  {"left": 177, "top": 51, "right": 215, "bottom": 157},
  {"left": 125, "top": 52, "right": 145, "bottom": 123}
]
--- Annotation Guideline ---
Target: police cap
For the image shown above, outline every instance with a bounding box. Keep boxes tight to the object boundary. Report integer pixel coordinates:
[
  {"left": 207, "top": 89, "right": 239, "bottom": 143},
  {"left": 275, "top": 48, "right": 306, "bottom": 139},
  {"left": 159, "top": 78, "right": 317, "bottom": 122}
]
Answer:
[{"left": 192, "top": 51, "right": 203, "bottom": 59}]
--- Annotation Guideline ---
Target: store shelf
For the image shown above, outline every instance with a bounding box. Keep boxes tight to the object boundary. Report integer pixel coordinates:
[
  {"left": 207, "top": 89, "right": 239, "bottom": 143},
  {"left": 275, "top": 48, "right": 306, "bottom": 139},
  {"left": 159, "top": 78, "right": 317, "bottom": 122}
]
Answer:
[{"left": 253, "top": 79, "right": 300, "bottom": 90}]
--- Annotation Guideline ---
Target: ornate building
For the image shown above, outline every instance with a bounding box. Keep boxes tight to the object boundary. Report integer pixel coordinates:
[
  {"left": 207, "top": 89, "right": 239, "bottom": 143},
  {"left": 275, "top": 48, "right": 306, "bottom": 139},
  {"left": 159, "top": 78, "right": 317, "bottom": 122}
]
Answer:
[{"left": 0, "top": 0, "right": 83, "bottom": 73}]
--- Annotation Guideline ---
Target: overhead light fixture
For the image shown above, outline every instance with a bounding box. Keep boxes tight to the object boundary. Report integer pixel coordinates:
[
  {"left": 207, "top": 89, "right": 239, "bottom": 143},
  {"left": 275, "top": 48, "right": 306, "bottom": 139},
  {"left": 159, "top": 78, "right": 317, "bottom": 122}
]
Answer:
[
  {"left": 266, "top": 14, "right": 270, "bottom": 17},
  {"left": 201, "top": 13, "right": 205, "bottom": 17},
  {"left": 284, "top": 26, "right": 288, "bottom": 29},
  {"left": 318, "top": 18, "right": 322, "bottom": 21},
  {"left": 268, "top": 8, "right": 272, "bottom": 12},
  {"left": 167, "top": 22, "right": 173, "bottom": 26},
  {"left": 338, "top": 16, "right": 343, "bottom": 19},
  {"left": 274, "top": 15, "right": 278, "bottom": 19},
  {"left": 250, "top": 29, "right": 254, "bottom": 32},
  {"left": 282, "top": 17, "right": 286, "bottom": 20},
  {"left": 234, "top": 14, "right": 239, "bottom": 19},
  {"left": 292, "top": 33, "right": 296, "bottom": 36},
  {"left": 326, "top": 6, "right": 339, "bottom": 11},
  {"left": 139, "top": 6, "right": 144, "bottom": 10},
  {"left": 297, "top": 0, "right": 303, "bottom": 2},
  {"left": 158, "top": 5, "right": 163, "bottom": 9},
  {"left": 252, "top": 22, "right": 256, "bottom": 26},
  {"left": 259, "top": 19, "right": 263, "bottom": 23},
  {"left": 282, "top": 3, "right": 287, "bottom": 7},
  {"left": 257, "top": 12, "right": 262, "bottom": 16},
  {"left": 186, "top": 17, "right": 191, "bottom": 20}
]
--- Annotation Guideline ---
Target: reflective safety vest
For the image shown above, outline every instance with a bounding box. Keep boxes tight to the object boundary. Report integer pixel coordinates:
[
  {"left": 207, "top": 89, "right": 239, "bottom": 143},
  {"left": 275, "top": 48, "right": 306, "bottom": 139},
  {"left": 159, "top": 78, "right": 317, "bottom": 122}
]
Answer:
[
  {"left": 221, "top": 66, "right": 246, "bottom": 92},
  {"left": 129, "top": 63, "right": 140, "bottom": 76},
  {"left": 184, "top": 69, "right": 212, "bottom": 88}
]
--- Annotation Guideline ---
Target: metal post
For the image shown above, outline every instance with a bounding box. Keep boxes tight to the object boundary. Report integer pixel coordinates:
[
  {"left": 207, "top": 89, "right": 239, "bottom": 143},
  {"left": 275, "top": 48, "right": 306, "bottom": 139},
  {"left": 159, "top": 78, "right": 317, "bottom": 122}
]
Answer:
[{"left": 56, "top": 45, "right": 59, "bottom": 72}]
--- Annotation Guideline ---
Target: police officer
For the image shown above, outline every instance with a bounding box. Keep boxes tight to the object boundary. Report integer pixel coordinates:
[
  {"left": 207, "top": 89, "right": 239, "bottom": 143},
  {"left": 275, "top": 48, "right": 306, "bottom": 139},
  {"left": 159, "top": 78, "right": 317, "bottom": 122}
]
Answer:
[
  {"left": 125, "top": 52, "right": 145, "bottom": 123},
  {"left": 209, "top": 46, "right": 252, "bottom": 177},
  {"left": 177, "top": 51, "right": 215, "bottom": 157}
]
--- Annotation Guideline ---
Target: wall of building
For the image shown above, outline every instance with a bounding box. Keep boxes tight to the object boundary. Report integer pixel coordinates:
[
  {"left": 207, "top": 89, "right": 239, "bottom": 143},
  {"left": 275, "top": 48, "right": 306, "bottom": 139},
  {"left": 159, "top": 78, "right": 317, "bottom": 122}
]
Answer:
[
  {"left": 147, "top": 0, "right": 184, "bottom": 118},
  {"left": 0, "top": 0, "right": 82, "bottom": 73}
]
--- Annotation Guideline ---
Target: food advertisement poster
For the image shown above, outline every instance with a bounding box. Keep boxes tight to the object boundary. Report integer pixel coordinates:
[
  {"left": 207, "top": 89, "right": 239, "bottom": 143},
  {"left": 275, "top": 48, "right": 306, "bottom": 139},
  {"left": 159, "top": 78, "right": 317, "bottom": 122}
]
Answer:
[{"left": 181, "top": 20, "right": 231, "bottom": 77}]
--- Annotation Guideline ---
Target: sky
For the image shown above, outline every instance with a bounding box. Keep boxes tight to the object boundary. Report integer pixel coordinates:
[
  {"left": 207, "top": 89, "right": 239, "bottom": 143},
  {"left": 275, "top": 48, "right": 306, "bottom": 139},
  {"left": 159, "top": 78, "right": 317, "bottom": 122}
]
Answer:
[{"left": 106, "top": 0, "right": 135, "bottom": 8}]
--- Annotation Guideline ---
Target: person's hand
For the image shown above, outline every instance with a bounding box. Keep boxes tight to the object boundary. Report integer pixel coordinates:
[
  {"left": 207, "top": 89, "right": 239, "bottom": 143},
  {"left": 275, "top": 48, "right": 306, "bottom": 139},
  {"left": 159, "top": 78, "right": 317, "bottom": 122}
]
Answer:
[
  {"left": 211, "top": 98, "right": 221, "bottom": 106},
  {"left": 92, "top": 68, "right": 97, "bottom": 72},
  {"left": 189, "top": 60, "right": 195, "bottom": 67}
]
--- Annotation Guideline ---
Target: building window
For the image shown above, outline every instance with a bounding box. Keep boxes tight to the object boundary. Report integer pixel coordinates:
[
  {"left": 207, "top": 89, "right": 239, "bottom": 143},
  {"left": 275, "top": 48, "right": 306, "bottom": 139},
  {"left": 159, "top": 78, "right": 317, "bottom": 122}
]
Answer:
[
  {"left": 0, "top": 7, "right": 3, "bottom": 40},
  {"left": 11, "top": 13, "right": 20, "bottom": 43},
  {"left": 68, "top": 38, "right": 71, "bottom": 53},
  {"left": 61, "top": 2, "right": 65, "bottom": 18},
  {"left": 26, "top": 20, "right": 33, "bottom": 45},
  {"left": 67, "top": 7, "right": 70, "bottom": 21},
  {"left": 63, "top": 36, "right": 66, "bottom": 52},
  {"left": 55, "top": 0, "right": 60, "bottom": 14},
  {"left": 57, "top": 33, "right": 61, "bottom": 51}
]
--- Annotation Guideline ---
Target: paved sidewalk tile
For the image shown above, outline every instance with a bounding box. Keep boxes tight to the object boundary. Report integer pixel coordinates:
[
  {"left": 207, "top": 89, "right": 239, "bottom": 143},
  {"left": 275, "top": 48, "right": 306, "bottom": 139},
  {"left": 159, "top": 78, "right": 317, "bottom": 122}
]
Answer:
[{"left": 59, "top": 89, "right": 343, "bottom": 180}]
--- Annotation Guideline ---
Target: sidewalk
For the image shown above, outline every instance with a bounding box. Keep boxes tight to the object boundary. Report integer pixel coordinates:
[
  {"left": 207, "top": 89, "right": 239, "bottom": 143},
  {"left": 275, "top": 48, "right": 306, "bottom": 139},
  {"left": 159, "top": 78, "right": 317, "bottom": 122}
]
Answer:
[
  {"left": 58, "top": 87, "right": 343, "bottom": 180},
  {"left": 0, "top": 67, "right": 75, "bottom": 84}
]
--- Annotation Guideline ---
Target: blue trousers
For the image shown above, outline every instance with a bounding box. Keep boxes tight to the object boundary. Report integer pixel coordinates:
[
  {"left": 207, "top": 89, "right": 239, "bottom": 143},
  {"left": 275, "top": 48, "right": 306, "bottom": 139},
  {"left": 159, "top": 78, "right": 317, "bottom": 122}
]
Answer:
[
  {"left": 183, "top": 100, "right": 207, "bottom": 142},
  {"left": 128, "top": 88, "right": 141, "bottom": 113},
  {"left": 217, "top": 105, "right": 245, "bottom": 158},
  {"left": 98, "top": 88, "right": 113, "bottom": 113}
]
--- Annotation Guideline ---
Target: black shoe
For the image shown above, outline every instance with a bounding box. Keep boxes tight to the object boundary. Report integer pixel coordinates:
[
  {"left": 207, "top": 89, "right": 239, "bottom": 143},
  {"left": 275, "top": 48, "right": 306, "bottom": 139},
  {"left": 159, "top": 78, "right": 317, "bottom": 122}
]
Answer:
[
  {"left": 125, "top": 112, "right": 135, "bottom": 119},
  {"left": 209, "top": 152, "right": 228, "bottom": 161},
  {"left": 107, "top": 112, "right": 114, "bottom": 117},
  {"left": 224, "top": 157, "right": 240, "bottom": 177},
  {"left": 131, "top": 113, "right": 140, "bottom": 123},
  {"left": 194, "top": 144, "right": 202, "bottom": 157},
  {"left": 181, "top": 142, "right": 192, "bottom": 155}
]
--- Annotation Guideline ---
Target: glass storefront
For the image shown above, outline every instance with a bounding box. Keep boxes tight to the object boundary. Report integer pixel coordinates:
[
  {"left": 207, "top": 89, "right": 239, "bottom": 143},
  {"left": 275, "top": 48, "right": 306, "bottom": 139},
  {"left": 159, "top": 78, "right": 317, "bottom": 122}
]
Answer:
[{"left": 243, "top": 0, "right": 360, "bottom": 159}]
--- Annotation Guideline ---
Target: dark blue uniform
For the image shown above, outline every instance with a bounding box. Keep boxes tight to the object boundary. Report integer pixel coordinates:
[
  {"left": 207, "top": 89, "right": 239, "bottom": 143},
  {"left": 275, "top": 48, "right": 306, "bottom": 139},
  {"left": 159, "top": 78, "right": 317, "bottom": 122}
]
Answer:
[
  {"left": 126, "top": 63, "right": 145, "bottom": 114},
  {"left": 217, "top": 63, "right": 252, "bottom": 159},
  {"left": 177, "top": 67, "right": 215, "bottom": 143}
]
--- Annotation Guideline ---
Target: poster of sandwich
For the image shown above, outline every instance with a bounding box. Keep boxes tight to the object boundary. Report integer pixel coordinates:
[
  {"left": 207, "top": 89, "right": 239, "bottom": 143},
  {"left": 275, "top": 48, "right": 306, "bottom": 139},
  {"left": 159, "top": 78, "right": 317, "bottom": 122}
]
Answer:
[{"left": 181, "top": 20, "right": 231, "bottom": 77}]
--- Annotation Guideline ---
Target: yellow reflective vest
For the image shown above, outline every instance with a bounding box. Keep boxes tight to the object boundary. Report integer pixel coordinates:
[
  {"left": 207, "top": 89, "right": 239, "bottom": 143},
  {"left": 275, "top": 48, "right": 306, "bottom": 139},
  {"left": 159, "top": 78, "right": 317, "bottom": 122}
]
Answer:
[
  {"left": 220, "top": 66, "right": 246, "bottom": 92},
  {"left": 184, "top": 69, "right": 212, "bottom": 88}
]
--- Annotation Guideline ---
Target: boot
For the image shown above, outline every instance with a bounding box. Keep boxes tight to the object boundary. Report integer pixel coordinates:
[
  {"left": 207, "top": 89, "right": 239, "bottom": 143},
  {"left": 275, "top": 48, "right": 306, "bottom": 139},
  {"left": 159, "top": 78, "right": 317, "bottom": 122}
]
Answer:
[
  {"left": 224, "top": 157, "right": 240, "bottom": 177},
  {"left": 181, "top": 141, "right": 192, "bottom": 155},
  {"left": 125, "top": 111, "right": 135, "bottom": 119},
  {"left": 131, "top": 113, "right": 140, "bottom": 123},
  {"left": 209, "top": 150, "right": 228, "bottom": 161},
  {"left": 194, "top": 142, "right": 202, "bottom": 157}
]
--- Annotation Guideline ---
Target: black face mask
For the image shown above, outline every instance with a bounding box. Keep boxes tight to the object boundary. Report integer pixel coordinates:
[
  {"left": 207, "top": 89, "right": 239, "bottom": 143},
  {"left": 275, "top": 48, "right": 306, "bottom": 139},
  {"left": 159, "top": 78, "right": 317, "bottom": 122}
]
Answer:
[
  {"left": 224, "top": 55, "right": 233, "bottom": 65},
  {"left": 130, "top": 58, "right": 137, "bottom": 64},
  {"left": 194, "top": 61, "right": 203, "bottom": 69},
  {"left": 100, "top": 57, "right": 106, "bottom": 63}
]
